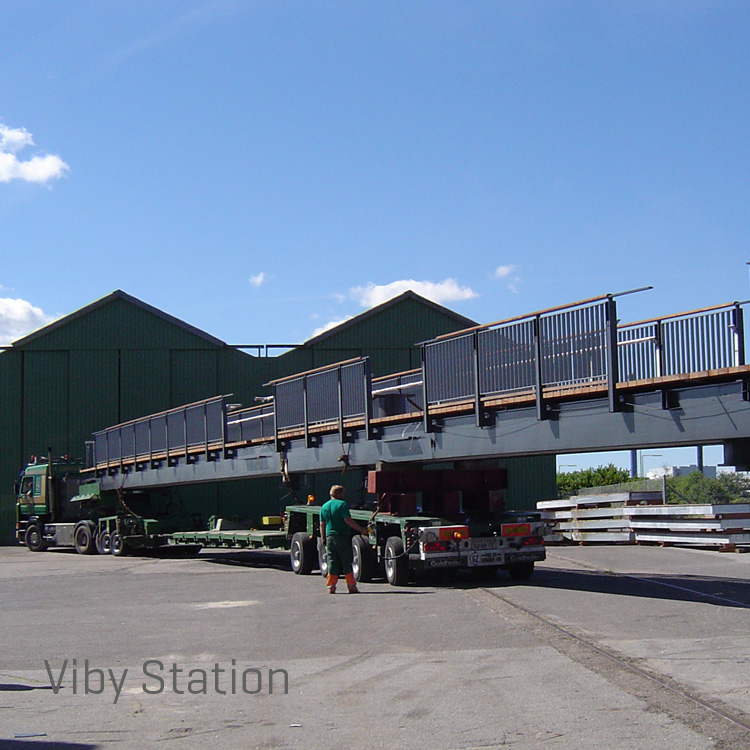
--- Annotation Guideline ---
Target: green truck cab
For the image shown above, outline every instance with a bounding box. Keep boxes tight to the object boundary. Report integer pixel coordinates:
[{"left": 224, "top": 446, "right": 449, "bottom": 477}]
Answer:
[
  {"left": 15, "top": 457, "right": 193, "bottom": 556},
  {"left": 15, "top": 456, "right": 112, "bottom": 552}
]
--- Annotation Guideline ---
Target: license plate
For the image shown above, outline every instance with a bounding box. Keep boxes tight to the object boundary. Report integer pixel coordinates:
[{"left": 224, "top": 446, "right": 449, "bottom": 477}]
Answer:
[
  {"left": 468, "top": 551, "right": 504, "bottom": 566},
  {"left": 471, "top": 538, "right": 499, "bottom": 550}
]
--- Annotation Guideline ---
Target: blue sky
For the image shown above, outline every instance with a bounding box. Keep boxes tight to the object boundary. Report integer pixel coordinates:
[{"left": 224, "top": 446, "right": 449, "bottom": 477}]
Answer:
[{"left": 2, "top": 1, "right": 750, "bottom": 472}]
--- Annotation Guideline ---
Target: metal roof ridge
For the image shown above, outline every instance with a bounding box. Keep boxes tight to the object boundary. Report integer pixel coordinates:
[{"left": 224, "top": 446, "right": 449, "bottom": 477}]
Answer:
[
  {"left": 10, "top": 290, "right": 227, "bottom": 348},
  {"left": 299, "top": 290, "right": 478, "bottom": 347}
]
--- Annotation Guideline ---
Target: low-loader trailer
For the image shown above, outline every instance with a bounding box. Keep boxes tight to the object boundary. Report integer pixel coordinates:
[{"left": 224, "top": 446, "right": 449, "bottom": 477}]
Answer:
[{"left": 16, "top": 459, "right": 546, "bottom": 584}]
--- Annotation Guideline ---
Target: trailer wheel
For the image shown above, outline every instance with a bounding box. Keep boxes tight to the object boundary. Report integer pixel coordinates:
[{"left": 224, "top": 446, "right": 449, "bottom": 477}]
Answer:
[
  {"left": 352, "top": 535, "right": 375, "bottom": 583},
  {"left": 507, "top": 562, "right": 534, "bottom": 581},
  {"left": 290, "top": 532, "right": 315, "bottom": 575},
  {"left": 24, "top": 523, "right": 48, "bottom": 552},
  {"left": 96, "top": 531, "right": 111, "bottom": 555},
  {"left": 317, "top": 537, "right": 329, "bottom": 577},
  {"left": 110, "top": 532, "right": 128, "bottom": 557},
  {"left": 74, "top": 522, "right": 97, "bottom": 555},
  {"left": 384, "top": 536, "right": 409, "bottom": 586}
]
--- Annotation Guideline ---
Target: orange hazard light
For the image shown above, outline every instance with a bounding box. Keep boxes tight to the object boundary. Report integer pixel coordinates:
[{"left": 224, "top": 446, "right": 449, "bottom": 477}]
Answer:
[
  {"left": 438, "top": 525, "right": 469, "bottom": 541},
  {"left": 501, "top": 523, "right": 531, "bottom": 537}
]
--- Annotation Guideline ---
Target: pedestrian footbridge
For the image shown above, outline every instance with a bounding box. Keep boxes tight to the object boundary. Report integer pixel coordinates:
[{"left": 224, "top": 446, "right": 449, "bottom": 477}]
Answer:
[{"left": 89, "top": 291, "right": 750, "bottom": 490}]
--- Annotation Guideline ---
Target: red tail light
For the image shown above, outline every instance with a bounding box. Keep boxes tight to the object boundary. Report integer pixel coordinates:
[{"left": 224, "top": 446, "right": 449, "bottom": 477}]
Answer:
[
  {"left": 523, "top": 536, "right": 545, "bottom": 546},
  {"left": 423, "top": 541, "right": 449, "bottom": 553}
]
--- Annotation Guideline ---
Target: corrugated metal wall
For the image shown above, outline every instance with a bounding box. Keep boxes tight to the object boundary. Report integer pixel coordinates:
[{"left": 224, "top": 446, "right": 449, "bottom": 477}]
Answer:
[
  {"left": 502, "top": 455, "right": 558, "bottom": 511},
  {"left": 0, "top": 351, "right": 23, "bottom": 545},
  {"left": 0, "top": 295, "right": 266, "bottom": 543}
]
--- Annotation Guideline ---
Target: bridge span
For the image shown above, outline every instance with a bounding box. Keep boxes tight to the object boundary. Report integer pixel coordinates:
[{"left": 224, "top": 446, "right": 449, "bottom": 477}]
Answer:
[{"left": 89, "top": 292, "right": 750, "bottom": 491}]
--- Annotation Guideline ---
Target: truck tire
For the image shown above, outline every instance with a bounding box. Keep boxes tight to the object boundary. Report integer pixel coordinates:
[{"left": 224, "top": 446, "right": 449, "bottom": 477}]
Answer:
[
  {"left": 95, "top": 531, "right": 112, "bottom": 555},
  {"left": 508, "top": 562, "right": 534, "bottom": 581},
  {"left": 24, "top": 523, "right": 48, "bottom": 552},
  {"left": 74, "top": 522, "right": 97, "bottom": 555},
  {"left": 384, "top": 536, "right": 409, "bottom": 586},
  {"left": 290, "top": 532, "right": 315, "bottom": 575},
  {"left": 352, "top": 535, "right": 375, "bottom": 583},
  {"left": 110, "top": 532, "right": 128, "bottom": 557},
  {"left": 317, "top": 537, "right": 329, "bottom": 577}
]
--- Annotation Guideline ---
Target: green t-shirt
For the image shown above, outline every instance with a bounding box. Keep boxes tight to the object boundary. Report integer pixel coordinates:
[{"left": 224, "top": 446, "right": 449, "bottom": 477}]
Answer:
[{"left": 320, "top": 498, "right": 351, "bottom": 536}]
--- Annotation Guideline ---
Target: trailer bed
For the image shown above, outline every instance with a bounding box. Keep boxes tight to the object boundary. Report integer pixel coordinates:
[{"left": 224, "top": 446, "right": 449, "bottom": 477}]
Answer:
[{"left": 169, "top": 529, "right": 288, "bottom": 549}]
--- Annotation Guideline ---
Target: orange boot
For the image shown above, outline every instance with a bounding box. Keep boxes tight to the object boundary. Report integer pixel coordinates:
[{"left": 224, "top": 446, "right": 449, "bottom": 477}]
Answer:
[
  {"left": 326, "top": 574, "right": 339, "bottom": 594},
  {"left": 345, "top": 572, "right": 359, "bottom": 594}
]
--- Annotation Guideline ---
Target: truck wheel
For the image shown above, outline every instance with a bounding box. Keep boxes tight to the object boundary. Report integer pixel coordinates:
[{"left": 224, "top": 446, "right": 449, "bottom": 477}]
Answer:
[
  {"left": 290, "top": 532, "right": 315, "bottom": 575},
  {"left": 96, "top": 531, "right": 111, "bottom": 555},
  {"left": 317, "top": 537, "right": 329, "bottom": 577},
  {"left": 110, "top": 532, "right": 128, "bottom": 557},
  {"left": 508, "top": 562, "right": 534, "bottom": 581},
  {"left": 24, "top": 523, "right": 48, "bottom": 552},
  {"left": 352, "top": 535, "right": 375, "bottom": 583},
  {"left": 384, "top": 536, "right": 409, "bottom": 586},
  {"left": 74, "top": 523, "right": 97, "bottom": 555}
]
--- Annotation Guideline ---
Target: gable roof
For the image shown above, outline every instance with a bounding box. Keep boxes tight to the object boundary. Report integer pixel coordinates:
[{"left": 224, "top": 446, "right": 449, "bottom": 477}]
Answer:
[
  {"left": 11, "top": 290, "right": 226, "bottom": 348},
  {"left": 301, "top": 290, "right": 478, "bottom": 347}
]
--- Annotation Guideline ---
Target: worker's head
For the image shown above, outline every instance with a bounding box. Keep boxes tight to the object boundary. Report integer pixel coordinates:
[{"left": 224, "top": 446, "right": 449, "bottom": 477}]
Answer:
[{"left": 330, "top": 484, "right": 345, "bottom": 500}]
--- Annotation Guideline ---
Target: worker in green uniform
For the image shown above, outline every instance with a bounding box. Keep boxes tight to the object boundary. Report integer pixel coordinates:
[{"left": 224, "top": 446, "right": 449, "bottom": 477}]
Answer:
[{"left": 319, "top": 484, "right": 368, "bottom": 594}]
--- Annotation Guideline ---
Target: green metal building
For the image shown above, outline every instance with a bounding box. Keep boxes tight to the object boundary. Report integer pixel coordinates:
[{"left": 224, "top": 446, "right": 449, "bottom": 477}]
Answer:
[{"left": 0, "top": 290, "right": 556, "bottom": 544}]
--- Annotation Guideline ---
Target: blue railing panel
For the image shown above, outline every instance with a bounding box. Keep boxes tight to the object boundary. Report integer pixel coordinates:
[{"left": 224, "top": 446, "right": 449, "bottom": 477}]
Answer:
[
  {"left": 306, "top": 369, "right": 338, "bottom": 424},
  {"left": 539, "top": 303, "right": 608, "bottom": 387},
  {"left": 479, "top": 320, "right": 535, "bottom": 395},
  {"left": 270, "top": 358, "right": 370, "bottom": 442},
  {"left": 618, "top": 305, "right": 742, "bottom": 381},
  {"left": 341, "top": 361, "right": 366, "bottom": 418},
  {"left": 275, "top": 379, "right": 304, "bottom": 431},
  {"left": 424, "top": 333, "right": 474, "bottom": 403}
]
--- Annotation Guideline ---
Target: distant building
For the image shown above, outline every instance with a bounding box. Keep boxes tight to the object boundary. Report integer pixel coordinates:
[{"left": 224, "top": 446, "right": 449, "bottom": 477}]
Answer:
[{"left": 646, "top": 465, "right": 718, "bottom": 480}]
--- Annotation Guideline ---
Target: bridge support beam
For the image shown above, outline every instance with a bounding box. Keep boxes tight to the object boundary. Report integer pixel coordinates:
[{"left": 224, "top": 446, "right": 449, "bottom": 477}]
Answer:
[{"left": 723, "top": 439, "right": 750, "bottom": 471}]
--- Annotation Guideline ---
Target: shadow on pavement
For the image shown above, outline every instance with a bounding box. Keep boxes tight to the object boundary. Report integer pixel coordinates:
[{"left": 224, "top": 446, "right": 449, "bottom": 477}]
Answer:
[
  {"left": 197, "top": 549, "right": 292, "bottom": 572},
  {"left": 468, "top": 566, "right": 750, "bottom": 609}
]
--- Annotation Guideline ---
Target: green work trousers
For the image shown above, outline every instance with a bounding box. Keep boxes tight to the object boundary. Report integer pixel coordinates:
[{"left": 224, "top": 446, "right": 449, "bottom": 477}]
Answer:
[{"left": 326, "top": 533, "right": 353, "bottom": 576}]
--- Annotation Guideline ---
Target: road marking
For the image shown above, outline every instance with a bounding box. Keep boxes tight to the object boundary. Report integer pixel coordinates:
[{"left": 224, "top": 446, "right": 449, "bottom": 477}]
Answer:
[{"left": 192, "top": 600, "right": 259, "bottom": 609}]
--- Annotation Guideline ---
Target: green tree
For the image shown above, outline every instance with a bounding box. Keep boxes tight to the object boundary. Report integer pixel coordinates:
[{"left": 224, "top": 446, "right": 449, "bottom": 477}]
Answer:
[
  {"left": 666, "top": 472, "right": 750, "bottom": 504},
  {"left": 556, "top": 464, "right": 634, "bottom": 498}
]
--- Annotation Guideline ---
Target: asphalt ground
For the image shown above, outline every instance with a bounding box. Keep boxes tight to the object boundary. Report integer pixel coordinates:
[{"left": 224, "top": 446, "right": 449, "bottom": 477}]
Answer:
[{"left": 1, "top": 543, "right": 749, "bottom": 750}]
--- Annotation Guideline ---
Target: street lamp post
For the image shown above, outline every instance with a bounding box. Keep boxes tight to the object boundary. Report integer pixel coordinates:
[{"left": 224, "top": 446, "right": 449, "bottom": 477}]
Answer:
[{"left": 640, "top": 452, "right": 662, "bottom": 478}]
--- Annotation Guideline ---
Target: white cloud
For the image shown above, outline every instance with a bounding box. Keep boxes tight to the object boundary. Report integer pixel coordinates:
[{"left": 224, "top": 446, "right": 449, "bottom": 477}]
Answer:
[
  {"left": 493, "top": 264, "right": 521, "bottom": 294},
  {"left": 307, "top": 278, "right": 477, "bottom": 340},
  {"left": 0, "top": 297, "right": 57, "bottom": 345},
  {"left": 0, "top": 125, "right": 33, "bottom": 153},
  {"left": 0, "top": 124, "right": 68, "bottom": 184},
  {"left": 249, "top": 272, "right": 267, "bottom": 288},
  {"left": 348, "top": 278, "right": 479, "bottom": 309},
  {"left": 494, "top": 264, "right": 516, "bottom": 279},
  {"left": 310, "top": 315, "right": 353, "bottom": 339}
]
